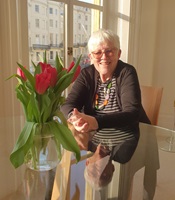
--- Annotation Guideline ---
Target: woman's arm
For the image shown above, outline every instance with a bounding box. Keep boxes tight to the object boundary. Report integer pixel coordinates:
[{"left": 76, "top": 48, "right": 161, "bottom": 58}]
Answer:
[{"left": 61, "top": 67, "right": 93, "bottom": 118}]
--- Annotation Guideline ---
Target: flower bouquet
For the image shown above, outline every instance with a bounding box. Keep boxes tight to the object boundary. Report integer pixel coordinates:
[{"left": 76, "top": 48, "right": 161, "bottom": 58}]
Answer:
[{"left": 8, "top": 52, "right": 81, "bottom": 170}]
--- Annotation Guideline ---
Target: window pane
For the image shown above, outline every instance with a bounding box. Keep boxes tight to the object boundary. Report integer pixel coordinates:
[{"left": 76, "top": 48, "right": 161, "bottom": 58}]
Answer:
[
  {"left": 73, "top": 5, "right": 102, "bottom": 68},
  {"left": 117, "top": 18, "right": 129, "bottom": 62},
  {"left": 118, "top": 0, "right": 130, "bottom": 16},
  {"left": 77, "top": 0, "right": 103, "bottom": 6},
  {"left": 28, "top": 0, "right": 65, "bottom": 73}
]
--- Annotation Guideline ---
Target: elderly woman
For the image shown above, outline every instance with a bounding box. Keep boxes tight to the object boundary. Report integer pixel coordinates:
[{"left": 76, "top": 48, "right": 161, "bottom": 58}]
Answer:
[{"left": 61, "top": 29, "right": 150, "bottom": 155}]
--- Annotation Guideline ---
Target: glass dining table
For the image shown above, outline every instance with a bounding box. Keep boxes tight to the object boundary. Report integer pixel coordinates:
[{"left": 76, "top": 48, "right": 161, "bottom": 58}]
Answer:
[{"left": 1, "top": 123, "right": 175, "bottom": 200}]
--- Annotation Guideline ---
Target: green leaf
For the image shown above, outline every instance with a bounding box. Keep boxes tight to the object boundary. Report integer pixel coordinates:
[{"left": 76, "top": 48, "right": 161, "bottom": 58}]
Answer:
[
  {"left": 31, "top": 60, "right": 37, "bottom": 69},
  {"left": 16, "top": 85, "right": 29, "bottom": 107},
  {"left": 54, "top": 137, "right": 62, "bottom": 160},
  {"left": 6, "top": 74, "right": 20, "bottom": 81},
  {"left": 58, "top": 56, "right": 64, "bottom": 68},
  {"left": 48, "top": 121, "right": 80, "bottom": 162},
  {"left": 54, "top": 55, "right": 82, "bottom": 94},
  {"left": 17, "top": 62, "right": 35, "bottom": 89},
  {"left": 34, "top": 63, "right": 42, "bottom": 76},
  {"left": 43, "top": 50, "right": 47, "bottom": 63},
  {"left": 10, "top": 122, "right": 36, "bottom": 168},
  {"left": 27, "top": 93, "right": 40, "bottom": 122},
  {"left": 16, "top": 86, "right": 30, "bottom": 119},
  {"left": 57, "top": 68, "right": 67, "bottom": 80},
  {"left": 40, "top": 91, "right": 56, "bottom": 122},
  {"left": 69, "top": 55, "right": 82, "bottom": 73},
  {"left": 54, "top": 72, "right": 74, "bottom": 94},
  {"left": 55, "top": 53, "right": 63, "bottom": 73}
]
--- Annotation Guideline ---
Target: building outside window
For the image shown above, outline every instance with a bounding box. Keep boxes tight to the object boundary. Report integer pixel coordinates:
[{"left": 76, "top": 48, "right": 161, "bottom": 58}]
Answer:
[
  {"left": 36, "top": 34, "right": 40, "bottom": 44},
  {"left": 50, "top": 33, "right": 53, "bottom": 45},
  {"left": 27, "top": 0, "right": 133, "bottom": 69},
  {"left": 42, "top": 35, "right": 45, "bottom": 45},
  {"left": 35, "top": 4, "right": 39, "bottom": 12},
  {"left": 36, "top": 52, "right": 40, "bottom": 61},
  {"left": 49, "top": 7, "right": 53, "bottom": 14},
  {"left": 50, "top": 19, "right": 53, "bottom": 28},
  {"left": 35, "top": 19, "right": 39, "bottom": 28}
]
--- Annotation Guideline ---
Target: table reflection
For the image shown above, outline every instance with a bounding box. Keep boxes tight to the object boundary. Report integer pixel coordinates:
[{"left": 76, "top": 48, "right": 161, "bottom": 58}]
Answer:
[
  {"left": 66, "top": 123, "right": 160, "bottom": 200},
  {"left": 84, "top": 145, "right": 115, "bottom": 190},
  {"left": 1, "top": 123, "right": 175, "bottom": 200},
  {"left": 0, "top": 167, "right": 55, "bottom": 200}
]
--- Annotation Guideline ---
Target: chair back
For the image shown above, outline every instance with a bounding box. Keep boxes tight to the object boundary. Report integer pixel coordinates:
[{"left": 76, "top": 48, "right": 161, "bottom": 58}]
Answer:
[{"left": 140, "top": 85, "right": 163, "bottom": 125}]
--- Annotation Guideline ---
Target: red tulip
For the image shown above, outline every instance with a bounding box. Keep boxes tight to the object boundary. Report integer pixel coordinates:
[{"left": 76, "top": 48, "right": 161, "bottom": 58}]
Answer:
[
  {"left": 67, "top": 61, "right": 81, "bottom": 82},
  {"left": 39, "top": 62, "right": 52, "bottom": 72},
  {"left": 44, "top": 67, "right": 57, "bottom": 87},
  {"left": 17, "top": 67, "right": 27, "bottom": 81},
  {"left": 35, "top": 72, "right": 51, "bottom": 94},
  {"left": 39, "top": 62, "right": 57, "bottom": 87}
]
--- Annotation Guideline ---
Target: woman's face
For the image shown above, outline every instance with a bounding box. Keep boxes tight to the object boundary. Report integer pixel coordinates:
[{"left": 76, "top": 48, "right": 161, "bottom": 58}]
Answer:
[{"left": 89, "top": 41, "right": 121, "bottom": 81}]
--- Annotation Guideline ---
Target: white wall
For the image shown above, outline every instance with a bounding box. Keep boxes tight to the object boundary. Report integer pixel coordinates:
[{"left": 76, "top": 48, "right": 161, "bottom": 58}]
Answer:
[
  {"left": 153, "top": 0, "right": 175, "bottom": 128},
  {"left": 137, "top": 0, "right": 175, "bottom": 128}
]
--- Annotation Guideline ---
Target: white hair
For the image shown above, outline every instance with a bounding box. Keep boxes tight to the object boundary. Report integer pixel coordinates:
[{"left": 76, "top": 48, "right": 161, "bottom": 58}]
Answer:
[{"left": 88, "top": 29, "right": 120, "bottom": 53}]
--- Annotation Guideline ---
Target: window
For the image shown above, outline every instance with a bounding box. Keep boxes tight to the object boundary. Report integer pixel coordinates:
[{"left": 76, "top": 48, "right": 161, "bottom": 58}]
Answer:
[
  {"left": 42, "top": 35, "right": 45, "bottom": 45},
  {"left": 35, "top": 19, "right": 39, "bottom": 28},
  {"left": 50, "top": 19, "right": 53, "bottom": 27},
  {"left": 28, "top": 0, "right": 103, "bottom": 69},
  {"left": 77, "top": 0, "right": 103, "bottom": 6},
  {"left": 42, "top": 20, "right": 45, "bottom": 29},
  {"left": 56, "top": 34, "right": 58, "bottom": 45},
  {"left": 50, "top": 51, "right": 53, "bottom": 59},
  {"left": 116, "top": 0, "right": 131, "bottom": 62},
  {"left": 49, "top": 7, "right": 53, "bottom": 14},
  {"left": 50, "top": 33, "right": 53, "bottom": 44},
  {"left": 36, "top": 34, "right": 40, "bottom": 44},
  {"left": 73, "top": 4, "right": 102, "bottom": 67},
  {"left": 27, "top": 1, "right": 138, "bottom": 81},
  {"left": 78, "top": 23, "right": 81, "bottom": 30},
  {"left": 35, "top": 5, "right": 39, "bottom": 13},
  {"left": 55, "top": 20, "right": 58, "bottom": 28}
]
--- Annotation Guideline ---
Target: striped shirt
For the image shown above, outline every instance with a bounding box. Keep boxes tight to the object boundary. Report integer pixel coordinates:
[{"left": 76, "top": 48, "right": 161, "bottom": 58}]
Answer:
[{"left": 91, "top": 76, "right": 135, "bottom": 150}]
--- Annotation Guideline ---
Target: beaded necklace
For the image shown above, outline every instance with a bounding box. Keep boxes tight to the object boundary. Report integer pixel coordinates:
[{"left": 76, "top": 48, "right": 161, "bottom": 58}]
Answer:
[{"left": 95, "top": 80, "right": 112, "bottom": 110}]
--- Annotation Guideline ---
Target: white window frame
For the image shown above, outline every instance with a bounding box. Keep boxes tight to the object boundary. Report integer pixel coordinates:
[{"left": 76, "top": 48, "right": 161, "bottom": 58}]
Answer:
[{"left": 49, "top": 0, "right": 104, "bottom": 68}]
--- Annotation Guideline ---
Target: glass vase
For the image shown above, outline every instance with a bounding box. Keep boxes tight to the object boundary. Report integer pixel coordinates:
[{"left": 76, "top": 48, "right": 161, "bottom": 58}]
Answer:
[{"left": 25, "top": 133, "right": 61, "bottom": 171}]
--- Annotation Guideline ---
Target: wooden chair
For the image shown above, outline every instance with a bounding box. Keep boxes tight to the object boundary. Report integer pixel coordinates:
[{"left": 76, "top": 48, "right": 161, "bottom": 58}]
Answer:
[{"left": 140, "top": 85, "right": 163, "bottom": 125}]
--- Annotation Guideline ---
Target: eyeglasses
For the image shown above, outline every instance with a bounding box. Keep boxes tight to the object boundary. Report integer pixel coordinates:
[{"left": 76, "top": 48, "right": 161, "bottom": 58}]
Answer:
[{"left": 91, "top": 48, "right": 117, "bottom": 59}]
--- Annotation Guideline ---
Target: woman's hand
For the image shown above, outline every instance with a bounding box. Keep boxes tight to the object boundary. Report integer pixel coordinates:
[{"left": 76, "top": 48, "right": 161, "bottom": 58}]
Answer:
[
  {"left": 68, "top": 108, "right": 98, "bottom": 133},
  {"left": 68, "top": 122, "right": 89, "bottom": 150}
]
